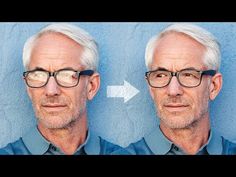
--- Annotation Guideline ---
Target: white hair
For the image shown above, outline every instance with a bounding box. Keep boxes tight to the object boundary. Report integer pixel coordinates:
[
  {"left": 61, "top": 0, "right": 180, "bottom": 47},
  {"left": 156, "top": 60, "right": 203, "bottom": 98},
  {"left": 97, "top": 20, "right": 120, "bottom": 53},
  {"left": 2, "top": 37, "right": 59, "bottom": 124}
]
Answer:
[
  {"left": 145, "top": 23, "right": 221, "bottom": 71},
  {"left": 23, "top": 23, "right": 99, "bottom": 71}
]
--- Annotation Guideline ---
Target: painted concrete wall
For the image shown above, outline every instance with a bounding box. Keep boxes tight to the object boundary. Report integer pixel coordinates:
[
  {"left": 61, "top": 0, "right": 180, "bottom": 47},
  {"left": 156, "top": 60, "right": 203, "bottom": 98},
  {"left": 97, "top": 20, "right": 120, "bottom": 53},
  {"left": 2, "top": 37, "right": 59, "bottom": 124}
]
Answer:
[{"left": 0, "top": 22, "right": 235, "bottom": 148}]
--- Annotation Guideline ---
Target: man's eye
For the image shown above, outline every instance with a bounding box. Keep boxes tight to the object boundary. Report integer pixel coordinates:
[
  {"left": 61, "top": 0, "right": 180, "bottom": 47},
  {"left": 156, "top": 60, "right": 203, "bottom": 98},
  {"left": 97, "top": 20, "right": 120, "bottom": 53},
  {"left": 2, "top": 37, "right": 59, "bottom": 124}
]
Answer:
[
  {"left": 32, "top": 72, "right": 45, "bottom": 78},
  {"left": 182, "top": 72, "right": 199, "bottom": 78},
  {"left": 71, "top": 73, "right": 78, "bottom": 79},
  {"left": 59, "top": 72, "right": 77, "bottom": 80},
  {"left": 183, "top": 73, "right": 193, "bottom": 77},
  {"left": 155, "top": 73, "right": 168, "bottom": 78}
]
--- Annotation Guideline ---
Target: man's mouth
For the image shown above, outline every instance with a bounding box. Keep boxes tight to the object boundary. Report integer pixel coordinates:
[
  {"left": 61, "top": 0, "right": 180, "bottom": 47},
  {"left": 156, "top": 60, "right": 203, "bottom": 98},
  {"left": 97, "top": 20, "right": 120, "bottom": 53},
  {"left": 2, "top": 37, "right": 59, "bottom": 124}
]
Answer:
[
  {"left": 42, "top": 104, "right": 67, "bottom": 111},
  {"left": 164, "top": 104, "right": 189, "bottom": 111}
]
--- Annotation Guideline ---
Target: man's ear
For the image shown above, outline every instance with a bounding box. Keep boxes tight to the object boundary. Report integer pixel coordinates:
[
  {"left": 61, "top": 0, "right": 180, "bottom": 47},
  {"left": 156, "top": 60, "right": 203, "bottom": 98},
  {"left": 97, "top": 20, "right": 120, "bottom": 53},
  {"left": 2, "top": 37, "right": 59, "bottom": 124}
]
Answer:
[
  {"left": 86, "top": 73, "right": 100, "bottom": 100},
  {"left": 209, "top": 72, "right": 223, "bottom": 100}
]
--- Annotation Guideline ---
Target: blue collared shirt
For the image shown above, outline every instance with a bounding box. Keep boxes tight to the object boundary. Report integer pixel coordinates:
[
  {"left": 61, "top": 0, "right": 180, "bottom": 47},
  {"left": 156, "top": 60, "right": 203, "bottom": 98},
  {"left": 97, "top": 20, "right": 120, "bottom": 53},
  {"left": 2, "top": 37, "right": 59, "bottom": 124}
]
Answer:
[
  {"left": 0, "top": 126, "right": 123, "bottom": 155},
  {"left": 114, "top": 126, "right": 236, "bottom": 155}
]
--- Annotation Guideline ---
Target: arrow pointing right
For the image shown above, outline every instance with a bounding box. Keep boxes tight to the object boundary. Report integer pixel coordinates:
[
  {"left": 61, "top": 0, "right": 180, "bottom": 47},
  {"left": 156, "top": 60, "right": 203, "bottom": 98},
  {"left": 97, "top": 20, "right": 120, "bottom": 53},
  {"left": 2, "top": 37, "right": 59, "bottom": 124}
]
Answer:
[{"left": 107, "top": 80, "right": 140, "bottom": 103}]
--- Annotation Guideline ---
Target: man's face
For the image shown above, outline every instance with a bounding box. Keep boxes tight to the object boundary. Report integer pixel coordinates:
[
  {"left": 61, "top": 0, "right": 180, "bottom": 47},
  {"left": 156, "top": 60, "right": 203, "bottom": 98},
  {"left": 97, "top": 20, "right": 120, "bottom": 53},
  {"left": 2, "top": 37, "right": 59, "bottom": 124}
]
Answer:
[
  {"left": 149, "top": 32, "right": 214, "bottom": 129},
  {"left": 26, "top": 33, "right": 92, "bottom": 129}
]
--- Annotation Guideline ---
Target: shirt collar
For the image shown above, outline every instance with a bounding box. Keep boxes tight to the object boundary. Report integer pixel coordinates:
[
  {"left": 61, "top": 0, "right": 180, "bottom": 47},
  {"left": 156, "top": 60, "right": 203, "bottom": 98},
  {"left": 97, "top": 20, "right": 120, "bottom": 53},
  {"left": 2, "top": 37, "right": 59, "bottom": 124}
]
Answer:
[
  {"left": 22, "top": 126, "right": 50, "bottom": 155},
  {"left": 144, "top": 125, "right": 223, "bottom": 155},
  {"left": 22, "top": 125, "right": 101, "bottom": 155},
  {"left": 144, "top": 125, "right": 172, "bottom": 154},
  {"left": 205, "top": 130, "right": 223, "bottom": 154},
  {"left": 84, "top": 131, "right": 101, "bottom": 155}
]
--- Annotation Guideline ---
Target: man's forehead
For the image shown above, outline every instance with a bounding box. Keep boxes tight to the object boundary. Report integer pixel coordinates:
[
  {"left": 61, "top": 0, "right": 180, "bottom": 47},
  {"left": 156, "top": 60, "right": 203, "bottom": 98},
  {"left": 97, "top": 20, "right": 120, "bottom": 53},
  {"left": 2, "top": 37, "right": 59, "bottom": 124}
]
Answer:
[
  {"left": 28, "top": 33, "right": 84, "bottom": 71},
  {"left": 32, "top": 32, "right": 83, "bottom": 54},
  {"left": 150, "top": 58, "right": 206, "bottom": 71},
  {"left": 151, "top": 33, "right": 206, "bottom": 71}
]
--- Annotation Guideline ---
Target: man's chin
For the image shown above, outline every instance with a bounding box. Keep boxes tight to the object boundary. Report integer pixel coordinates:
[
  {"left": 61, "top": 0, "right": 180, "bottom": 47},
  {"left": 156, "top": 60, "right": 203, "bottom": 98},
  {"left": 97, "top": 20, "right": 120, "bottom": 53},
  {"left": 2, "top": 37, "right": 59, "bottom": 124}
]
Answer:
[
  {"left": 40, "top": 121, "right": 72, "bottom": 129},
  {"left": 160, "top": 114, "right": 194, "bottom": 129},
  {"left": 41, "top": 108, "right": 67, "bottom": 115},
  {"left": 37, "top": 115, "right": 73, "bottom": 129},
  {"left": 39, "top": 108, "right": 70, "bottom": 117}
]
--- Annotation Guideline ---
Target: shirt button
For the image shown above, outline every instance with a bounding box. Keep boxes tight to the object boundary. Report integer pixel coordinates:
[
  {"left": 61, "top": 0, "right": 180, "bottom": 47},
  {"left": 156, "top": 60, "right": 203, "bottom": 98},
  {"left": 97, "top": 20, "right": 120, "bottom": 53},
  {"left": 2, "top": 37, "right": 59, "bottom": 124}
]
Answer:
[
  {"left": 174, "top": 146, "right": 179, "bottom": 151},
  {"left": 51, "top": 146, "right": 57, "bottom": 151}
]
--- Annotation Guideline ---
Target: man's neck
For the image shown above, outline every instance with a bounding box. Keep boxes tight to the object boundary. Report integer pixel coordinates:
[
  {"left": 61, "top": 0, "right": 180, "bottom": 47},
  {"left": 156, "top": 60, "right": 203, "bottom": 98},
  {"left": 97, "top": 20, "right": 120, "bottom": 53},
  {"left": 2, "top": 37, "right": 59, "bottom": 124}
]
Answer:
[
  {"left": 38, "top": 115, "right": 88, "bottom": 155},
  {"left": 160, "top": 115, "right": 210, "bottom": 155}
]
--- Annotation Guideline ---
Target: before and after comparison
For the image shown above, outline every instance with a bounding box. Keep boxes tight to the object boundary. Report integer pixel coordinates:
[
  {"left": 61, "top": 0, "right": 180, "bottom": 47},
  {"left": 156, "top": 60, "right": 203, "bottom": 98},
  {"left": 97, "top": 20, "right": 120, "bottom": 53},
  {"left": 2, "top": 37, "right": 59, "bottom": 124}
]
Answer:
[{"left": 0, "top": 22, "right": 235, "bottom": 155}]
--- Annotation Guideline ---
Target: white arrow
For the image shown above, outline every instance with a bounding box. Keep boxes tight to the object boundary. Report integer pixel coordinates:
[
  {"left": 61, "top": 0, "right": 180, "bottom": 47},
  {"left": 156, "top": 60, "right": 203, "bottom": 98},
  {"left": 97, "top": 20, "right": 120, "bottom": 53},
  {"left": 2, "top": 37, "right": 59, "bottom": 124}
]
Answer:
[{"left": 107, "top": 80, "right": 140, "bottom": 103}]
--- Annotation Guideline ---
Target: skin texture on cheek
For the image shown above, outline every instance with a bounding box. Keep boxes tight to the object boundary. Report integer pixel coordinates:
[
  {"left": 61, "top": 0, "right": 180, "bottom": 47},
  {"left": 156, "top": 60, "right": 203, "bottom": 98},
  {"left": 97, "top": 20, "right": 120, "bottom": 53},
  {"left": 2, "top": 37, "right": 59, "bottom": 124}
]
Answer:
[
  {"left": 28, "top": 80, "right": 88, "bottom": 129},
  {"left": 71, "top": 82, "right": 88, "bottom": 122},
  {"left": 153, "top": 79, "right": 211, "bottom": 129}
]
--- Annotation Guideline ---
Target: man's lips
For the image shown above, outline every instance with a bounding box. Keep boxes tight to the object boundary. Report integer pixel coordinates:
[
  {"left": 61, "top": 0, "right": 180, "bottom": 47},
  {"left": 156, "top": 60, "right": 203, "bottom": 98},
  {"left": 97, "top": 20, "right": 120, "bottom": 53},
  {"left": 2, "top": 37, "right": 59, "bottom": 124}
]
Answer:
[
  {"left": 41, "top": 104, "right": 67, "bottom": 111},
  {"left": 163, "top": 104, "right": 189, "bottom": 111},
  {"left": 164, "top": 104, "right": 189, "bottom": 107},
  {"left": 42, "top": 104, "right": 67, "bottom": 107}
]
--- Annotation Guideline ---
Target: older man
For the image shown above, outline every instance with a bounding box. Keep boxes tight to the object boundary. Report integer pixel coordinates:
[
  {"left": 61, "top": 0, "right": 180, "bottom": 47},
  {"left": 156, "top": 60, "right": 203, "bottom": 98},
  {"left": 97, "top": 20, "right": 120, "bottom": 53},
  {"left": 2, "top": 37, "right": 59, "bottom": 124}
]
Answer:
[
  {"left": 123, "top": 23, "right": 236, "bottom": 155},
  {"left": 0, "top": 23, "right": 122, "bottom": 155}
]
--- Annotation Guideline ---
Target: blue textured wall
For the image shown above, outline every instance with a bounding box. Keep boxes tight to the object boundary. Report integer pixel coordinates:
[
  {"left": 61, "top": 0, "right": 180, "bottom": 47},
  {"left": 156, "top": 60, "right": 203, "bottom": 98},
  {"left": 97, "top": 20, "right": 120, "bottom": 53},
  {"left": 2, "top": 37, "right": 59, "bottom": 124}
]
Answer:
[{"left": 0, "top": 22, "right": 235, "bottom": 148}]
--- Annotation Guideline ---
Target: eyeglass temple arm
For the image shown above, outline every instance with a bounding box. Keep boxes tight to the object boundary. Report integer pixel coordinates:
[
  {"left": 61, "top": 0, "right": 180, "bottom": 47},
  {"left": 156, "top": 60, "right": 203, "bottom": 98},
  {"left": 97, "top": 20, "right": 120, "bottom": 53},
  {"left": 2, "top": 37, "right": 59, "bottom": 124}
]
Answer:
[
  {"left": 79, "top": 70, "right": 94, "bottom": 76},
  {"left": 202, "top": 70, "right": 216, "bottom": 76}
]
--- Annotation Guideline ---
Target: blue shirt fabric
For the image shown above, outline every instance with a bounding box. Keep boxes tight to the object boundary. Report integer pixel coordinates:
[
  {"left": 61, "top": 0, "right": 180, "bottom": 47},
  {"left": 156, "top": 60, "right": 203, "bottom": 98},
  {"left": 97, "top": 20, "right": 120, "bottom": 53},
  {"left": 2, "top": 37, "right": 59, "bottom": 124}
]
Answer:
[
  {"left": 0, "top": 126, "right": 123, "bottom": 155},
  {"left": 114, "top": 126, "right": 236, "bottom": 155}
]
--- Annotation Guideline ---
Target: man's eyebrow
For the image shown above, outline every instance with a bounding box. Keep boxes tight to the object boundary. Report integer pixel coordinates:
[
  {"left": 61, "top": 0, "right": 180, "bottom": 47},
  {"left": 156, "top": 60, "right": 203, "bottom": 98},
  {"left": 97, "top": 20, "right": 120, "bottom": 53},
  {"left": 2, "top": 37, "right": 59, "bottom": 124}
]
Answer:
[
  {"left": 60, "top": 67, "right": 77, "bottom": 70},
  {"left": 181, "top": 67, "right": 200, "bottom": 70},
  {"left": 151, "top": 67, "right": 169, "bottom": 71},
  {"left": 33, "top": 67, "right": 47, "bottom": 71},
  {"left": 31, "top": 67, "right": 79, "bottom": 71},
  {"left": 151, "top": 67, "right": 201, "bottom": 71}
]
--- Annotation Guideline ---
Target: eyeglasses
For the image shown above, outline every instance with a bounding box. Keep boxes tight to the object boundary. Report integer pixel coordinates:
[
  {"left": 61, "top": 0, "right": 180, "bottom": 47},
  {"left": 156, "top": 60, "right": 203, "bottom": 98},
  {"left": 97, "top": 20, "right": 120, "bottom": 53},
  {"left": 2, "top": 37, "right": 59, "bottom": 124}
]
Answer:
[
  {"left": 145, "top": 68, "right": 216, "bottom": 88},
  {"left": 23, "top": 68, "right": 94, "bottom": 88}
]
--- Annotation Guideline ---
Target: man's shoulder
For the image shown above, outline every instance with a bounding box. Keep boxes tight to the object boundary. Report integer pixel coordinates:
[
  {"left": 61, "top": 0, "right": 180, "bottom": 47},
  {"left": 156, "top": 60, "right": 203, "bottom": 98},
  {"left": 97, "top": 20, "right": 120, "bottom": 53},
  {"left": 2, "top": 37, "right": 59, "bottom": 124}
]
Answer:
[
  {"left": 0, "top": 138, "right": 30, "bottom": 155},
  {"left": 222, "top": 137, "right": 236, "bottom": 155}
]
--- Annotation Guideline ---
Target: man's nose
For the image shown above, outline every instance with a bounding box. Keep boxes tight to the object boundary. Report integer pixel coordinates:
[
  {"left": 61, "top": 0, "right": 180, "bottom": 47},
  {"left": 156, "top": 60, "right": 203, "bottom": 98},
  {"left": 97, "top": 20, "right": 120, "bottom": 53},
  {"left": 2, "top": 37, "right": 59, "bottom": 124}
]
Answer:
[
  {"left": 45, "top": 77, "right": 61, "bottom": 96},
  {"left": 166, "top": 76, "right": 184, "bottom": 96}
]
